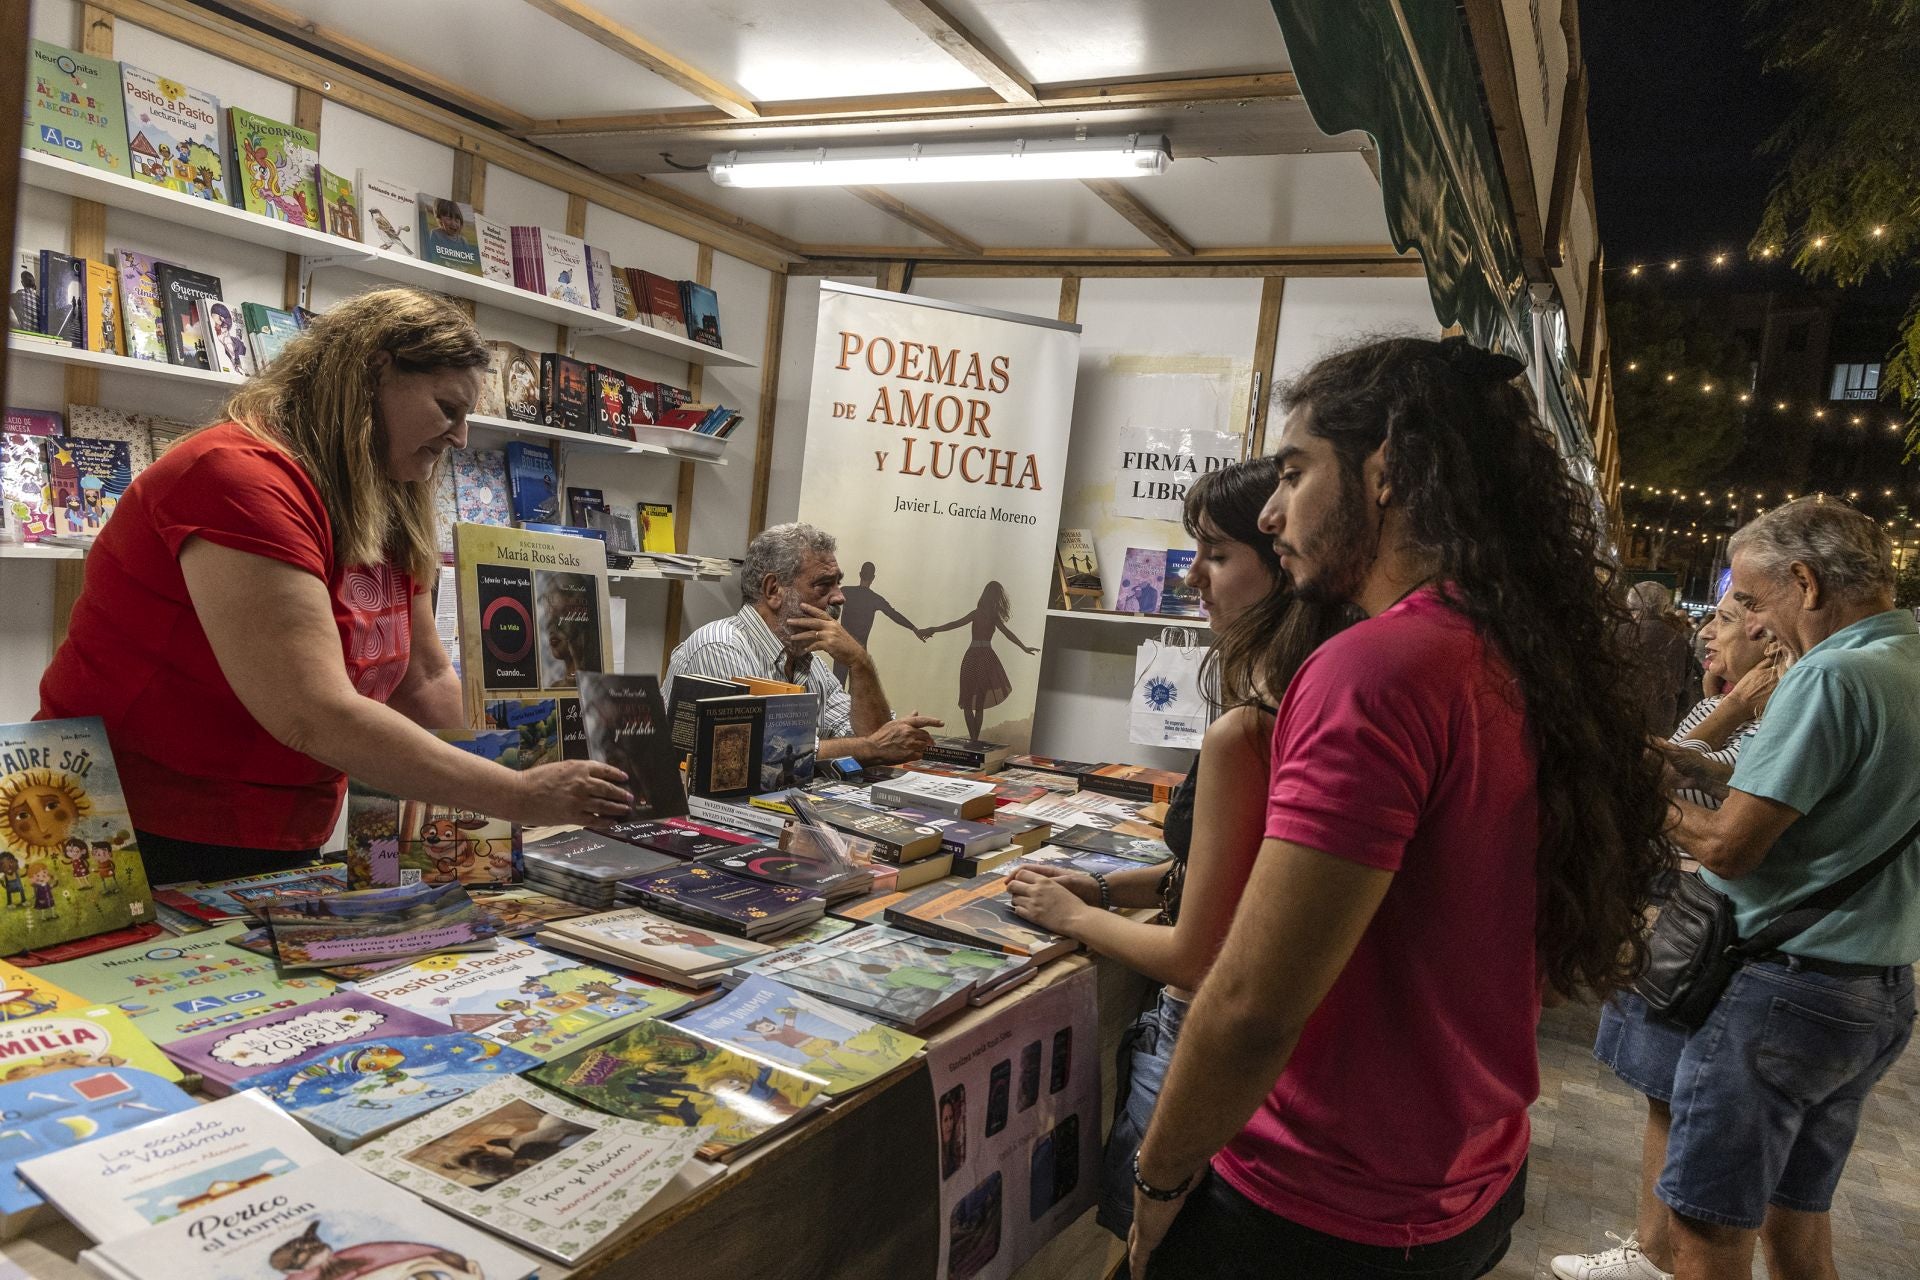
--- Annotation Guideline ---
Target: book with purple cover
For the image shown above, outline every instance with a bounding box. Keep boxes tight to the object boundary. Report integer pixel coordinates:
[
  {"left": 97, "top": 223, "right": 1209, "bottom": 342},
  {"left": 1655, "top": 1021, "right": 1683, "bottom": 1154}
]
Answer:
[
  {"left": 618, "top": 864, "right": 822, "bottom": 939},
  {"left": 1115, "top": 547, "right": 1168, "bottom": 614},
  {"left": 160, "top": 990, "right": 448, "bottom": 1095}
]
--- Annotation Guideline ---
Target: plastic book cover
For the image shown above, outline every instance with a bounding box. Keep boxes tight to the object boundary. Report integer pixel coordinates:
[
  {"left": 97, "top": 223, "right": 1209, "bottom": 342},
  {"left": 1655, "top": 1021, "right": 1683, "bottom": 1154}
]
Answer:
[
  {"left": 680, "top": 280, "right": 723, "bottom": 348},
  {"left": 355, "top": 171, "right": 417, "bottom": 255},
  {"left": 80, "top": 258, "right": 123, "bottom": 355},
  {"left": 65, "top": 405, "right": 162, "bottom": 476},
  {"left": 758, "top": 925, "right": 1020, "bottom": 1028},
  {"left": 113, "top": 250, "right": 166, "bottom": 362},
  {"left": 473, "top": 212, "right": 513, "bottom": 284},
  {"left": 348, "top": 1075, "right": 705, "bottom": 1264},
  {"left": 450, "top": 447, "right": 509, "bottom": 526},
  {"left": 2, "top": 433, "right": 55, "bottom": 540},
  {"left": 503, "top": 440, "right": 557, "bottom": 524},
  {"left": 0, "top": 1066, "right": 196, "bottom": 1216},
  {"left": 118, "top": 63, "right": 223, "bottom": 200},
  {"left": 179, "top": 865, "right": 350, "bottom": 919},
  {"left": 25, "top": 40, "right": 128, "bottom": 176},
  {"left": 416, "top": 194, "right": 481, "bottom": 276},
  {"left": 347, "top": 942, "right": 689, "bottom": 1061},
  {"left": 34, "top": 923, "right": 337, "bottom": 1045},
  {"left": 152, "top": 260, "right": 221, "bottom": 369},
  {"left": 227, "top": 106, "right": 320, "bottom": 226},
  {"left": 0, "top": 1003, "right": 180, "bottom": 1084},
  {"left": 579, "top": 673, "right": 688, "bottom": 822},
  {"left": 758, "top": 692, "right": 819, "bottom": 792},
  {"left": 17, "top": 1088, "right": 336, "bottom": 1242},
  {"left": 197, "top": 298, "right": 253, "bottom": 376},
  {"left": 313, "top": 165, "right": 358, "bottom": 240},
  {"left": 0, "top": 717, "right": 157, "bottom": 958},
  {"left": 161, "top": 991, "right": 451, "bottom": 1096},
  {"left": 258, "top": 882, "right": 500, "bottom": 971},
  {"left": 670, "top": 974, "right": 921, "bottom": 1094},
  {"left": 469, "top": 888, "right": 591, "bottom": 938},
  {"left": 529, "top": 1017, "right": 825, "bottom": 1159},
  {"left": 0, "top": 957, "right": 92, "bottom": 1021},
  {"left": 84, "top": 1160, "right": 539, "bottom": 1280},
  {"left": 1115, "top": 547, "right": 1168, "bottom": 613},
  {"left": 538, "top": 908, "right": 769, "bottom": 975},
  {"left": 585, "top": 244, "right": 617, "bottom": 314},
  {"left": 247, "top": 1030, "right": 539, "bottom": 1152}
]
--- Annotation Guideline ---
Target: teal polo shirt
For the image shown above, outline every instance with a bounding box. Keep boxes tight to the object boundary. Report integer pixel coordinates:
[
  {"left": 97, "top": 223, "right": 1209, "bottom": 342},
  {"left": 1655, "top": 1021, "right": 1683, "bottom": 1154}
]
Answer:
[{"left": 1711, "top": 608, "right": 1920, "bottom": 966}]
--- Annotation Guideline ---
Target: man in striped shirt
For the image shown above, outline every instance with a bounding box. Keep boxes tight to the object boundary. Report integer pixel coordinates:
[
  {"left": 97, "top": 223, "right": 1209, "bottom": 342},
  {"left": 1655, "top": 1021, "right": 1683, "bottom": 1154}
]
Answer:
[{"left": 664, "top": 522, "right": 942, "bottom": 765}]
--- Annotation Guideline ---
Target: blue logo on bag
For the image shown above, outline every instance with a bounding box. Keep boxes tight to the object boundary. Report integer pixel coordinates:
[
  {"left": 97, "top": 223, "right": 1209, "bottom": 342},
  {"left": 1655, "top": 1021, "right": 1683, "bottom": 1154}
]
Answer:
[{"left": 1142, "top": 676, "right": 1179, "bottom": 711}]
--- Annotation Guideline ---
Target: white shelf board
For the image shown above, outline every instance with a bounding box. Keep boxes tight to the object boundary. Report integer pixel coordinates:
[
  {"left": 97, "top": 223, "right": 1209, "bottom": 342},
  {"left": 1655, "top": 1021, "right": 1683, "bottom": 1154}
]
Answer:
[
  {"left": 22, "top": 151, "right": 756, "bottom": 369},
  {"left": 8, "top": 338, "right": 244, "bottom": 387},
  {"left": 0, "top": 542, "right": 86, "bottom": 561},
  {"left": 464, "top": 416, "right": 727, "bottom": 465},
  {"left": 1044, "top": 608, "right": 1209, "bottom": 629},
  {"left": 608, "top": 566, "right": 733, "bottom": 583}
]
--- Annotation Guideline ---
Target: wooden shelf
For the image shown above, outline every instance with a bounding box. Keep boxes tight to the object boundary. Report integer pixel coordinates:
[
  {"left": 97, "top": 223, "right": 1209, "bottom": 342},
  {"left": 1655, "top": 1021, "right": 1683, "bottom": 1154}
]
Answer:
[
  {"left": 8, "top": 338, "right": 244, "bottom": 387},
  {"left": 1044, "top": 608, "right": 1208, "bottom": 628},
  {"left": 22, "top": 151, "right": 756, "bottom": 369},
  {"left": 0, "top": 542, "right": 86, "bottom": 561}
]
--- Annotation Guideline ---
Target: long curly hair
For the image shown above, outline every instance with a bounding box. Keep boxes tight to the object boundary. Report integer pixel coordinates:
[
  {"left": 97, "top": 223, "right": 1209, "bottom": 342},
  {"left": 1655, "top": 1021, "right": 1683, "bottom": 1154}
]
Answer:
[
  {"left": 1182, "top": 459, "right": 1355, "bottom": 712},
  {"left": 1280, "top": 336, "right": 1668, "bottom": 1001}
]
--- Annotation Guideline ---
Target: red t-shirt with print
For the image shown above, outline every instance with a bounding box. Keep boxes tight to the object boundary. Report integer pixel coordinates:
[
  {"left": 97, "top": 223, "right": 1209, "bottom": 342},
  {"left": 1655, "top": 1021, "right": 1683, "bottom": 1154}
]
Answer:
[{"left": 38, "top": 423, "right": 414, "bottom": 849}]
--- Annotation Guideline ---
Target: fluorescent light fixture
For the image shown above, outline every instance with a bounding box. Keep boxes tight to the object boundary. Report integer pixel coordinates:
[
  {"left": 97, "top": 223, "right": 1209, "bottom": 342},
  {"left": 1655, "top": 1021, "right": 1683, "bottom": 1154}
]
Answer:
[{"left": 708, "top": 135, "right": 1172, "bottom": 188}]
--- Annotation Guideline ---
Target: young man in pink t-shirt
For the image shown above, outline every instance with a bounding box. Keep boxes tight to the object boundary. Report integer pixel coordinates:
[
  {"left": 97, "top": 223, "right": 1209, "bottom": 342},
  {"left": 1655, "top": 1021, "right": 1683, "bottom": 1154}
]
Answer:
[{"left": 1127, "top": 338, "right": 1668, "bottom": 1279}]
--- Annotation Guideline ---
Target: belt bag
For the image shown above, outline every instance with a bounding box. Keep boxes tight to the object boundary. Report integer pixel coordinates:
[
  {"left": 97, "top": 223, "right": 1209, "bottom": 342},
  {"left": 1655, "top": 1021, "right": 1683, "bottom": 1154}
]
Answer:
[{"left": 1637, "top": 810, "right": 1920, "bottom": 1030}]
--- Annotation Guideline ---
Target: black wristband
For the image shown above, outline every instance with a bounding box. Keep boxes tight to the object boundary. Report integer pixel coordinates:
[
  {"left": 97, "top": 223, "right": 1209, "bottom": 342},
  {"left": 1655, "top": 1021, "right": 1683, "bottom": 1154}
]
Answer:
[
  {"left": 1132, "top": 1150, "right": 1195, "bottom": 1201},
  {"left": 1090, "top": 871, "right": 1113, "bottom": 912}
]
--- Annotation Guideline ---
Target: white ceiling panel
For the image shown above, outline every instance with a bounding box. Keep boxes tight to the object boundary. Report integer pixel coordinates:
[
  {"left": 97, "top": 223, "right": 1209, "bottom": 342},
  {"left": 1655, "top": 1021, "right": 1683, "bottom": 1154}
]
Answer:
[
  {"left": 894, "top": 178, "right": 1177, "bottom": 249},
  {"left": 1137, "top": 154, "right": 1392, "bottom": 247},
  {"left": 936, "top": 0, "right": 1289, "bottom": 84},
  {"left": 649, "top": 174, "right": 941, "bottom": 249},
  {"left": 583, "top": 0, "right": 987, "bottom": 103},
  {"left": 272, "top": 0, "right": 708, "bottom": 117}
]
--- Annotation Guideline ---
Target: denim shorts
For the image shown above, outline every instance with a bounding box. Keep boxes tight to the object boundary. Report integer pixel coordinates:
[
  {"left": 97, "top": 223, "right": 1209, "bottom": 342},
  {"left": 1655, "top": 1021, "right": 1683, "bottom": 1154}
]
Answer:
[
  {"left": 1097, "top": 987, "right": 1190, "bottom": 1238},
  {"left": 1611, "top": 959, "right": 1916, "bottom": 1229}
]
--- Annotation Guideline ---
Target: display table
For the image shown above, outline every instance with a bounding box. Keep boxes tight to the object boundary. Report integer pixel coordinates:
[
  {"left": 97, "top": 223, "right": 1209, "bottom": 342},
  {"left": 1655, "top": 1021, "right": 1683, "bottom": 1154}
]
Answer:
[{"left": 0, "top": 950, "right": 1153, "bottom": 1280}]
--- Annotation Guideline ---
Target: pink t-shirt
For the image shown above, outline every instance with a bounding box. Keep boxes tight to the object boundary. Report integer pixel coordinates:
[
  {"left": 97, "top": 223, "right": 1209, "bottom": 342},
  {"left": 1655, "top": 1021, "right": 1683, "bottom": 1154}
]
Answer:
[{"left": 1212, "top": 589, "right": 1541, "bottom": 1248}]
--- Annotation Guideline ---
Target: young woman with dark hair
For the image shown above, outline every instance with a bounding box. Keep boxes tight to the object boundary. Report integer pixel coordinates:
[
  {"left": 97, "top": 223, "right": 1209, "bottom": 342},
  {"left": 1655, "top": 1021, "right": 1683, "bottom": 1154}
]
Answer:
[{"left": 1008, "top": 456, "right": 1352, "bottom": 1239}]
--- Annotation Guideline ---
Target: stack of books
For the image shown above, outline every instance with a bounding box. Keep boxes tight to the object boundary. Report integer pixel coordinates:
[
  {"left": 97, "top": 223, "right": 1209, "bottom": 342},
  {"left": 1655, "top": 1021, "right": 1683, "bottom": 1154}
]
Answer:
[
  {"left": 868, "top": 771, "right": 999, "bottom": 819},
  {"left": 615, "top": 863, "right": 825, "bottom": 941},
  {"left": 692, "top": 839, "right": 873, "bottom": 905},
  {"left": 536, "top": 906, "right": 773, "bottom": 987},
  {"left": 602, "top": 817, "right": 759, "bottom": 860},
  {"left": 918, "top": 736, "right": 1015, "bottom": 772},
  {"left": 521, "top": 829, "right": 679, "bottom": 907}
]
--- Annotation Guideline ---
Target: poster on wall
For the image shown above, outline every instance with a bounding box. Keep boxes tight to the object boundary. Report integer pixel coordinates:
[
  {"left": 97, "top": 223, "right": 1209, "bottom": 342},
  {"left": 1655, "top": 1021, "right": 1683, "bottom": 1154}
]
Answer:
[
  {"left": 1113, "top": 425, "right": 1243, "bottom": 522},
  {"left": 797, "top": 282, "right": 1082, "bottom": 752},
  {"left": 929, "top": 966, "right": 1099, "bottom": 1280}
]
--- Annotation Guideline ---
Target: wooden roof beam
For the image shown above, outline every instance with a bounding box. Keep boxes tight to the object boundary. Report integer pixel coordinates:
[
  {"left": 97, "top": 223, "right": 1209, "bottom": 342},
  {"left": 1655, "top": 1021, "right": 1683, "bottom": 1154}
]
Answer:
[
  {"left": 792, "top": 243, "right": 1407, "bottom": 265},
  {"left": 519, "top": 0, "right": 760, "bottom": 120},
  {"left": 846, "top": 187, "right": 983, "bottom": 255},
  {"left": 1081, "top": 179, "right": 1193, "bottom": 257},
  {"left": 879, "top": 0, "right": 1036, "bottom": 104}
]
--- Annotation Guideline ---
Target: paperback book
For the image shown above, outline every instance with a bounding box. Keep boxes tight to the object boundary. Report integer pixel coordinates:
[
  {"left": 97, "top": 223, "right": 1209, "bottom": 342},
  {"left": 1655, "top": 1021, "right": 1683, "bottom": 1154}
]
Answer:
[
  {"left": 1079, "top": 762, "right": 1187, "bottom": 804},
  {"left": 176, "top": 864, "right": 349, "bottom": 920},
  {"left": 579, "top": 672, "right": 688, "bottom": 822},
  {"left": 36, "top": 250, "right": 81, "bottom": 346},
  {"left": 25, "top": 40, "right": 128, "bottom": 176},
  {"left": 152, "top": 260, "right": 222, "bottom": 369},
  {"left": 529, "top": 1018, "right": 826, "bottom": 1160},
  {"left": 475, "top": 340, "right": 539, "bottom": 423},
  {"left": 634, "top": 271, "right": 684, "bottom": 335},
  {"left": 799, "top": 797, "right": 943, "bottom": 864},
  {"left": 118, "top": 63, "right": 223, "bottom": 200},
  {"left": 1115, "top": 547, "right": 1169, "bottom": 614},
  {"left": 315, "top": 165, "right": 357, "bottom": 239},
  {"left": 534, "top": 906, "right": 771, "bottom": 987},
  {"left": 347, "top": 941, "right": 690, "bottom": 1061},
  {"left": 521, "top": 830, "right": 678, "bottom": 909},
  {"left": 1043, "top": 825, "right": 1174, "bottom": 864},
  {"left": 356, "top": 171, "right": 418, "bottom": 255},
  {"left": 1054, "top": 528, "right": 1102, "bottom": 609},
  {"left": 538, "top": 352, "right": 592, "bottom": 435},
  {"left": 601, "top": 820, "right": 750, "bottom": 860},
  {"left": 239, "top": 300, "right": 304, "bottom": 369},
  {"left": 0, "top": 1004, "right": 180, "bottom": 1083},
  {"left": 474, "top": 212, "right": 513, "bottom": 284},
  {"left": 585, "top": 244, "right": 617, "bottom": 314},
  {"left": 2, "top": 430, "right": 55, "bottom": 541},
  {"left": 917, "top": 736, "right": 1014, "bottom": 772},
  {"left": 452, "top": 523, "right": 612, "bottom": 728},
  {"left": 886, "top": 810, "right": 1011, "bottom": 861},
  {"left": 1161, "top": 548, "right": 1204, "bottom": 616},
  {"left": 113, "top": 250, "right": 166, "bottom": 362},
  {"left": 504, "top": 439, "right": 558, "bottom": 524},
  {"left": 735, "top": 925, "right": 1025, "bottom": 1032},
  {"left": 349, "top": 1075, "right": 706, "bottom": 1264},
  {"left": 884, "top": 875, "right": 1077, "bottom": 961},
  {"left": 469, "top": 887, "right": 591, "bottom": 937},
  {"left": 80, "top": 258, "right": 122, "bottom": 355},
  {"left": 416, "top": 194, "right": 482, "bottom": 275},
  {"left": 669, "top": 974, "right": 922, "bottom": 1094},
  {"left": 680, "top": 280, "right": 723, "bottom": 347},
  {"left": 688, "top": 694, "right": 766, "bottom": 799},
  {"left": 759, "top": 692, "right": 820, "bottom": 792},
  {"left": 228, "top": 106, "right": 320, "bottom": 226},
  {"left": 245, "top": 1030, "right": 540, "bottom": 1151},
  {"left": 450, "top": 447, "right": 510, "bottom": 526},
  {"left": 0, "top": 957, "right": 92, "bottom": 1021},
  {"left": 618, "top": 864, "right": 823, "bottom": 941},
  {"left": 196, "top": 298, "right": 252, "bottom": 376},
  {"left": 870, "top": 773, "right": 997, "bottom": 820},
  {"left": 160, "top": 991, "right": 450, "bottom": 1096},
  {"left": 0, "top": 1066, "right": 196, "bottom": 1221},
  {"left": 259, "top": 881, "right": 500, "bottom": 970},
  {"left": 511, "top": 227, "right": 590, "bottom": 309},
  {"left": 694, "top": 840, "right": 871, "bottom": 905}
]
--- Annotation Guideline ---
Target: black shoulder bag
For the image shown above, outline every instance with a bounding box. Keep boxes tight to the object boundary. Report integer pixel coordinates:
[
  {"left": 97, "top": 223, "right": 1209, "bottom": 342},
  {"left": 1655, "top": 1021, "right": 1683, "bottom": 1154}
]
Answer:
[{"left": 1635, "top": 811, "right": 1920, "bottom": 1031}]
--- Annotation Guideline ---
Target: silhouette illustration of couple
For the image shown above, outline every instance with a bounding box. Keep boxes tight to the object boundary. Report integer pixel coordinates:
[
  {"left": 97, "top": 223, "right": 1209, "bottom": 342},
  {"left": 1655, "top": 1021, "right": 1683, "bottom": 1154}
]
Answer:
[{"left": 841, "top": 562, "right": 1037, "bottom": 741}]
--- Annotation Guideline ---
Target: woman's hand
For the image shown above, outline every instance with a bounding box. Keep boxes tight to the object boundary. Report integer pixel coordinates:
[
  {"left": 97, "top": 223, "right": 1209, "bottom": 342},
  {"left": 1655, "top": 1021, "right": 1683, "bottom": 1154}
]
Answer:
[
  {"left": 1007, "top": 868, "right": 1096, "bottom": 934},
  {"left": 1722, "top": 649, "right": 1781, "bottom": 718},
  {"left": 1012, "top": 864, "right": 1100, "bottom": 904},
  {"left": 509, "top": 761, "right": 633, "bottom": 827}
]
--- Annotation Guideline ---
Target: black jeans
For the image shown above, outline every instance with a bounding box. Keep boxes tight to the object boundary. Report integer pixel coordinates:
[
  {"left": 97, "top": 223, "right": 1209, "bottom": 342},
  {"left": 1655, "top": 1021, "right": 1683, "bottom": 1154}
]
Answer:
[
  {"left": 1145, "top": 1163, "right": 1527, "bottom": 1280},
  {"left": 134, "top": 830, "right": 322, "bottom": 886}
]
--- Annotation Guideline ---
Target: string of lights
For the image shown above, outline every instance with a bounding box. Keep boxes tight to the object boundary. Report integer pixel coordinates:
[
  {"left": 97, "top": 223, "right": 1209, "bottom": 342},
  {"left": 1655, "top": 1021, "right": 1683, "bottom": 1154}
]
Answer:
[
  {"left": 1615, "top": 363, "right": 1911, "bottom": 436},
  {"left": 1621, "top": 482, "right": 1907, "bottom": 505},
  {"left": 1603, "top": 220, "right": 1905, "bottom": 279}
]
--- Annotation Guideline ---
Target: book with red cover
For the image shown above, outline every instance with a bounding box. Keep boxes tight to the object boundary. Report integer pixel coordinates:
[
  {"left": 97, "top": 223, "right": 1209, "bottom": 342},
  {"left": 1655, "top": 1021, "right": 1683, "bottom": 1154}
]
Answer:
[{"left": 636, "top": 271, "right": 685, "bottom": 335}]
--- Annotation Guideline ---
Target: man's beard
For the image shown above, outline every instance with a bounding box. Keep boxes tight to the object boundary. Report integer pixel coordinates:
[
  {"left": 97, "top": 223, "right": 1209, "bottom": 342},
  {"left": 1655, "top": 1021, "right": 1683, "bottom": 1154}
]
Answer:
[
  {"left": 1284, "top": 470, "right": 1376, "bottom": 607},
  {"left": 773, "top": 593, "right": 811, "bottom": 656}
]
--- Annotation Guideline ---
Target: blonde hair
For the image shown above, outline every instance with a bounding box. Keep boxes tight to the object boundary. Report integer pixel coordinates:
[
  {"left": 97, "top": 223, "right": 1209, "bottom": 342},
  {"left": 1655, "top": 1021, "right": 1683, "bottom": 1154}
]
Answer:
[{"left": 222, "top": 287, "right": 486, "bottom": 582}]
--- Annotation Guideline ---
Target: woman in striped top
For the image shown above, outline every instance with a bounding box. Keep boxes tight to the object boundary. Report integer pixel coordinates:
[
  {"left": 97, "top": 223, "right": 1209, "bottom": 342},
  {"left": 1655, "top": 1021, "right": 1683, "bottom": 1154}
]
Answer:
[{"left": 1658, "top": 593, "right": 1782, "bottom": 812}]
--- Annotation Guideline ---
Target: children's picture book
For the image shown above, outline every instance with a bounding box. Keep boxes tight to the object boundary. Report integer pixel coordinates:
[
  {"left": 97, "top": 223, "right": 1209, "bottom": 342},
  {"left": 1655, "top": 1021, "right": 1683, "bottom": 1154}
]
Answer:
[
  {"left": 1115, "top": 547, "right": 1168, "bottom": 614},
  {"left": 452, "top": 524, "right": 612, "bottom": 730},
  {"left": 751, "top": 925, "right": 1027, "bottom": 1031},
  {"left": 65, "top": 405, "right": 162, "bottom": 476},
  {"left": 196, "top": 298, "right": 253, "bottom": 376},
  {"left": 469, "top": 887, "right": 591, "bottom": 938},
  {"left": 227, "top": 106, "right": 320, "bottom": 226},
  {"left": 80, "top": 258, "right": 123, "bottom": 355},
  {"left": 0, "top": 956, "right": 92, "bottom": 1022},
  {"left": 36, "top": 250, "right": 82, "bottom": 346},
  {"left": 246, "top": 1030, "right": 540, "bottom": 1151},
  {"left": 529, "top": 1018, "right": 826, "bottom": 1160},
  {"left": 0, "top": 1004, "right": 180, "bottom": 1084},
  {"left": 503, "top": 439, "right": 558, "bottom": 523},
  {"left": 239, "top": 299, "right": 303, "bottom": 369},
  {"left": 355, "top": 171, "right": 417, "bottom": 254},
  {"left": 475, "top": 340, "right": 539, "bottom": 423},
  {"left": 222, "top": 924, "right": 412, "bottom": 985},
  {"left": 534, "top": 907, "right": 770, "bottom": 987},
  {"left": 680, "top": 280, "right": 723, "bottom": 348},
  {"left": 346, "top": 942, "right": 690, "bottom": 1061},
  {"left": 79, "top": 1161, "right": 539, "bottom": 1280},
  {"left": 416, "top": 194, "right": 482, "bottom": 275},
  {"left": 0, "top": 1066, "right": 196, "bottom": 1220},
  {"left": 2, "top": 431, "right": 55, "bottom": 542},
  {"left": 480, "top": 696, "right": 570, "bottom": 766},
  {"left": 403, "top": 728, "right": 525, "bottom": 886},
  {"left": 259, "top": 882, "right": 500, "bottom": 970},
  {"left": 349, "top": 1075, "right": 707, "bottom": 1264},
  {"left": 43, "top": 437, "right": 131, "bottom": 538},
  {"left": 18, "top": 1088, "right": 335, "bottom": 1242},
  {"left": 118, "top": 63, "right": 223, "bottom": 200},
  {"left": 579, "top": 673, "right": 688, "bottom": 822},
  {"left": 669, "top": 975, "right": 923, "bottom": 1094},
  {"left": 314, "top": 164, "right": 357, "bottom": 240},
  {"left": 0, "top": 718, "right": 156, "bottom": 959},
  {"left": 1161, "top": 548, "right": 1204, "bottom": 616},
  {"left": 33, "top": 922, "right": 337, "bottom": 1044},
  {"left": 152, "top": 260, "right": 222, "bottom": 369},
  {"left": 178, "top": 864, "right": 350, "bottom": 920},
  {"left": 25, "top": 40, "right": 128, "bottom": 176},
  {"left": 160, "top": 991, "right": 450, "bottom": 1096},
  {"left": 473, "top": 212, "right": 513, "bottom": 284},
  {"left": 450, "top": 447, "right": 510, "bottom": 526},
  {"left": 112, "top": 249, "right": 166, "bottom": 362}
]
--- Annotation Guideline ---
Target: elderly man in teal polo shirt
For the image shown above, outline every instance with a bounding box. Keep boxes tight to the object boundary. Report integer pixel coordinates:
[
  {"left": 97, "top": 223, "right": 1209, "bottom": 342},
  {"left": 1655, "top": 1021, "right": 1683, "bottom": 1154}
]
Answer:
[{"left": 1646, "top": 498, "right": 1918, "bottom": 1280}]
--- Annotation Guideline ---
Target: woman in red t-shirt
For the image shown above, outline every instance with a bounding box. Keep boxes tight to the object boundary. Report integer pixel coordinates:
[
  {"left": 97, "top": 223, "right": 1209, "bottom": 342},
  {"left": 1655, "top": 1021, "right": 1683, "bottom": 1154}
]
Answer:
[{"left": 39, "top": 287, "right": 630, "bottom": 882}]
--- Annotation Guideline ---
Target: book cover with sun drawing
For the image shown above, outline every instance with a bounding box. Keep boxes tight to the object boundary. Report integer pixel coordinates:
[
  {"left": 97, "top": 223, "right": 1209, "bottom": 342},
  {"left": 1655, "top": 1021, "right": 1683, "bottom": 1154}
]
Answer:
[{"left": 0, "top": 718, "right": 156, "bottom": 958}]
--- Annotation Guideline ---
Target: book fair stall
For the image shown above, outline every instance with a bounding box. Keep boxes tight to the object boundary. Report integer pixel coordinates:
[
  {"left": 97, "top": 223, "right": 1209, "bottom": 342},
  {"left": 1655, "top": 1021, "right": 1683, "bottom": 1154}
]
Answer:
[{"left": 0, "top": 2, "right": 1614, "bottom": 1278}]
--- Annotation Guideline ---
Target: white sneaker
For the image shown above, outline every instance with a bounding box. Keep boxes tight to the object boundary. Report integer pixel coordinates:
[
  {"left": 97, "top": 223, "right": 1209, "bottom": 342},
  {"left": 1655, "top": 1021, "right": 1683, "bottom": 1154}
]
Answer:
[{"left": 1549, "top": 1232, "right": 1674, "bottom": 1280}]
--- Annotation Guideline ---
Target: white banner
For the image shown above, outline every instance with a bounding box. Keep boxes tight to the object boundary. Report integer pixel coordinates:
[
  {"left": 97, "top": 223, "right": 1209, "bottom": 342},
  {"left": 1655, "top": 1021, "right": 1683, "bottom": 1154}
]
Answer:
[
  {"left": 929, "top": 966, "right": 1100, "bottom": 1280},
  {"left": 1114, "top": 425, "right": 1243, "bottom": 521},
  {"left": 798, "top": 283, "right": 1081, "bottom": 751}
]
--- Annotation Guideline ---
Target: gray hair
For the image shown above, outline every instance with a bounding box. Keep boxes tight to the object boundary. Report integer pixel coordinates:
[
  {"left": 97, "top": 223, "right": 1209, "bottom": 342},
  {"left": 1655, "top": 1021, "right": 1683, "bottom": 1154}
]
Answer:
[
  {"left": 1625, "top": 580, "right": 1670, "bottom": 616},
  {"left": 741, "top": 522, "right": 837, "bottom": 605},
  {"left": 1728, "top": 498, "right": 1894, "bottom": 603}
]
